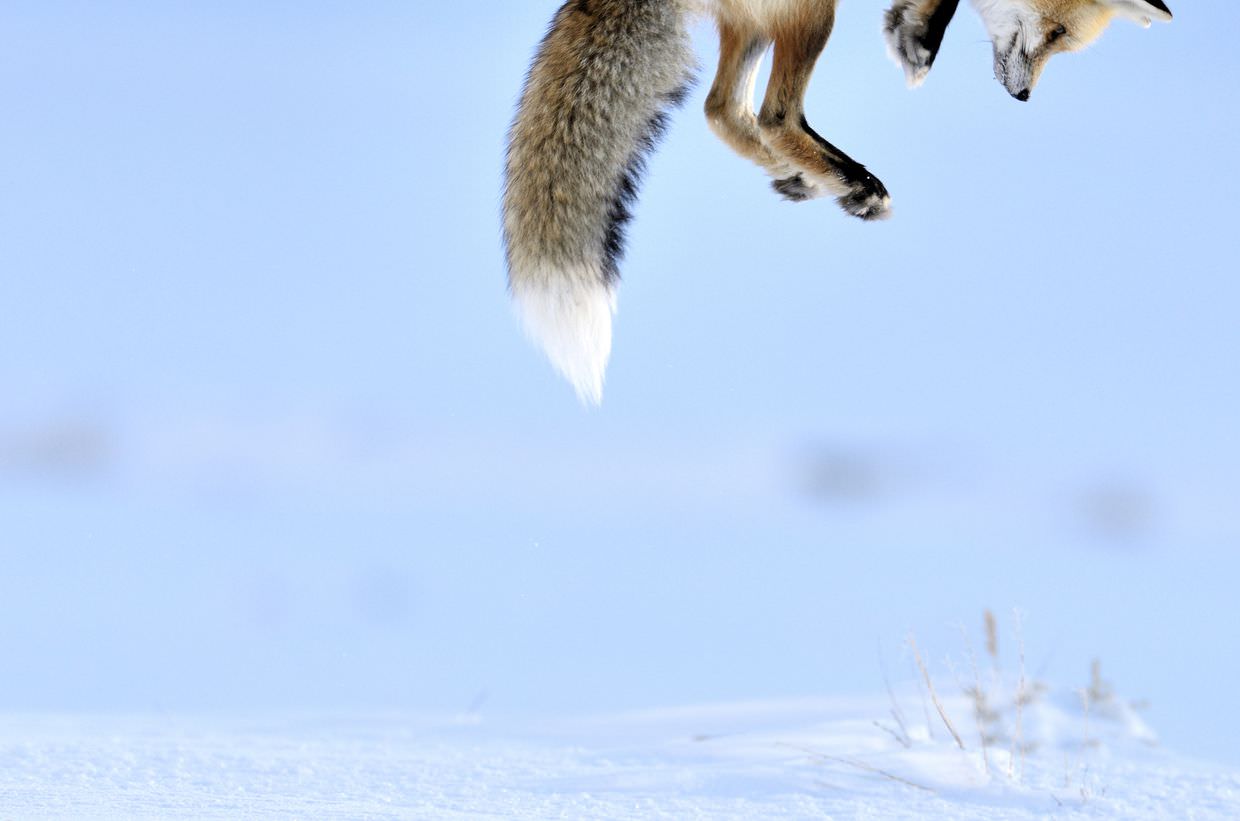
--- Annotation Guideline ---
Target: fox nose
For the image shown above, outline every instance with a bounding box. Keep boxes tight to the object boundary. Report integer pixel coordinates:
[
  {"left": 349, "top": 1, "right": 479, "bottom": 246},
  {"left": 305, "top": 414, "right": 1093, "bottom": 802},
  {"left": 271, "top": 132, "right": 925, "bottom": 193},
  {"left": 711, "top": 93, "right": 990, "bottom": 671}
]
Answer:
[{"left": 1014, "top": 88, "right": 1031, "bottom": 102}]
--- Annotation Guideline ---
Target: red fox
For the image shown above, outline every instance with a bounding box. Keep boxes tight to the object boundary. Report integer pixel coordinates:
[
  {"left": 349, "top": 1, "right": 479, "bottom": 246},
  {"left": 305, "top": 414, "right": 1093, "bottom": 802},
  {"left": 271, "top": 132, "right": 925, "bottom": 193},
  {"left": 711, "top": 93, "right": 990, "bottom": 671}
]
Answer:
[{"left": 504, "top": 0, "right": 1173, "bottom": 404}]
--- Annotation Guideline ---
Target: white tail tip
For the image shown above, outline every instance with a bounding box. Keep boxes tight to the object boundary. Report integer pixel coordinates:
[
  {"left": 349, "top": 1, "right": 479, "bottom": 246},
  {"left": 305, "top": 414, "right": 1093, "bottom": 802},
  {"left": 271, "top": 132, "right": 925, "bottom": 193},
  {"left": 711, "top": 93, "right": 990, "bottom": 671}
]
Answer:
[{"left": 512, "top": 272, "right": 616, "bottom": 406}]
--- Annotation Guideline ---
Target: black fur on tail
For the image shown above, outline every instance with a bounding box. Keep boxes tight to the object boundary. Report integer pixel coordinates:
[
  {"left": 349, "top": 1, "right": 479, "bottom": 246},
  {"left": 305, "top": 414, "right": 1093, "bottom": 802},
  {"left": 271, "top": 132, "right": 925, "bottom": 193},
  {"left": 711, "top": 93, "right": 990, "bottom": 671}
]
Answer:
[{"left": 601, "top": 83, "right": 692, "bottom": 285}]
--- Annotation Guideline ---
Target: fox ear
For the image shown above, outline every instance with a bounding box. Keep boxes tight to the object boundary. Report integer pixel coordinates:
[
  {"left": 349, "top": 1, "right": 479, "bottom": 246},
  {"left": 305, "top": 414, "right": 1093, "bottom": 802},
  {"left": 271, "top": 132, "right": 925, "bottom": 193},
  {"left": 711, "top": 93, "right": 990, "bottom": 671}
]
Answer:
[{"left": 1103, "top": 0, "right": 1173, "bottom": 27}]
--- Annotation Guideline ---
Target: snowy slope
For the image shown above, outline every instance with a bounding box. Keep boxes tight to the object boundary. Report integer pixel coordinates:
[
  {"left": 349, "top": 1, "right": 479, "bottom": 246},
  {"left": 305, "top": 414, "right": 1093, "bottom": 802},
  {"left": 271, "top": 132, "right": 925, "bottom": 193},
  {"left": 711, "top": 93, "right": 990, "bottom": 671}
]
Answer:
[{"left": 4, "top": 688, "right": 1237, "bottom": 820}]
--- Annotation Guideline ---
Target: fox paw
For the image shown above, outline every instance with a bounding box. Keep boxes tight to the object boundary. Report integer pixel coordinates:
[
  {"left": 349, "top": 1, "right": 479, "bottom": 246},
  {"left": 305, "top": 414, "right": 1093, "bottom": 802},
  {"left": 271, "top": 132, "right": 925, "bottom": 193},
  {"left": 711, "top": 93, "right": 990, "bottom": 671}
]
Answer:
[
  {"left": 772, "top": 174, "right": 817, "bottom": 202},
  {"left": 884, "top": 1, "right": 939, "bottom": 88},
  {"left": 837, "top": 172, "right": 891, "bottom": 221}
]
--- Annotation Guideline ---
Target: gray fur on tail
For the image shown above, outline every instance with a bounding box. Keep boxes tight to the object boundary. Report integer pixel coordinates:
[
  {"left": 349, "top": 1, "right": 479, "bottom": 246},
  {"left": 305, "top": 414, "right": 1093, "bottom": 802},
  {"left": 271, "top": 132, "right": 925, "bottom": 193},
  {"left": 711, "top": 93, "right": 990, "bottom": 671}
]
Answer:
[{"left": 503, "top": 0, "right": 693, "bottom": 404}]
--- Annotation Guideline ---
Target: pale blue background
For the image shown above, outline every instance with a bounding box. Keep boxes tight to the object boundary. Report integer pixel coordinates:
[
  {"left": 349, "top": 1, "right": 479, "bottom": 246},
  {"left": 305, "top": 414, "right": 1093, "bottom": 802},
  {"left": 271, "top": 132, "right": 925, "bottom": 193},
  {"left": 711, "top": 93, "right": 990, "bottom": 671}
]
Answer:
[{"left": 3, "top": 1, "right": 1239, "bottom": 762}]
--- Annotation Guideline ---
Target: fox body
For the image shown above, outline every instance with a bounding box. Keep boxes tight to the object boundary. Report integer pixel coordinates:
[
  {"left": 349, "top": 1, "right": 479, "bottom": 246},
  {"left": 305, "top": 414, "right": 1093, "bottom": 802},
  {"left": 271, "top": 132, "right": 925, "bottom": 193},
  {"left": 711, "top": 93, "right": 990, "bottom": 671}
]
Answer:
[{"left": 504, "top": 0, "right": 1172, "bottom": 403}]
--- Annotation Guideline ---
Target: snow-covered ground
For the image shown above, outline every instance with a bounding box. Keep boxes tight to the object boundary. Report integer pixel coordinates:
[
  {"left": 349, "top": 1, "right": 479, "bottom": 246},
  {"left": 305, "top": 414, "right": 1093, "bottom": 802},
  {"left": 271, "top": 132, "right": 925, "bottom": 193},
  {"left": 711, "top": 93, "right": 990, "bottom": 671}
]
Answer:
[{"left": 5, "top": 679, "right": 1238, "bottom": 819}]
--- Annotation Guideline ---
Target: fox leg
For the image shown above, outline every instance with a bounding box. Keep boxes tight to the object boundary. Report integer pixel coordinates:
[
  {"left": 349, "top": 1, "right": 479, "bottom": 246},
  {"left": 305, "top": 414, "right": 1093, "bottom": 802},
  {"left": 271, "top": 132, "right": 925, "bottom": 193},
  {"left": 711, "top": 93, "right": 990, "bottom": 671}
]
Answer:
[
  {"left": 704, "top": 22, "right": 816, "bottom": 201},
  {"left": 884, "top": 0, "right": 962, "bottom": 87},
  {"left": 757, "top": 12, "right": 891, "bottom": 221}
]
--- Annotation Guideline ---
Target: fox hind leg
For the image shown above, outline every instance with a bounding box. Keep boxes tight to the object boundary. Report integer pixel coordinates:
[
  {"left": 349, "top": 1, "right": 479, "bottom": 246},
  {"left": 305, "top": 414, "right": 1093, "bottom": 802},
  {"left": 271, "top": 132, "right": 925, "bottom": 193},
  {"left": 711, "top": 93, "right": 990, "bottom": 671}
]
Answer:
[
  {"left": 757, "top": 9, "right": 892, "bottom": 220},
  {"left": 705, "top": 20, "right": 822, "bottom": 202}
]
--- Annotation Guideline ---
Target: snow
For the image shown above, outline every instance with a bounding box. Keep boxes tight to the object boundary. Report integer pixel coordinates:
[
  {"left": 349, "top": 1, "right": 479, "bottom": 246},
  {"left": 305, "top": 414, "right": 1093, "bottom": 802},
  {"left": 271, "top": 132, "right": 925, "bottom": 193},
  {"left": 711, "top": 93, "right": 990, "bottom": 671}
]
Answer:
[{"left": 5, "top": 689, "right": 1238, "bottom": 819}]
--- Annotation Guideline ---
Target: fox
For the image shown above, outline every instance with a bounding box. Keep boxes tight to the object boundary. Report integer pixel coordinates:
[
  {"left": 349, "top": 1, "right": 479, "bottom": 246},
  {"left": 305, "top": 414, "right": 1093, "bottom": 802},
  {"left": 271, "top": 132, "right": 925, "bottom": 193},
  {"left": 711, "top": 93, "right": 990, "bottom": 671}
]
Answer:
[{"left": 503, "top": 0, "right": 1173, "bottom": 404}]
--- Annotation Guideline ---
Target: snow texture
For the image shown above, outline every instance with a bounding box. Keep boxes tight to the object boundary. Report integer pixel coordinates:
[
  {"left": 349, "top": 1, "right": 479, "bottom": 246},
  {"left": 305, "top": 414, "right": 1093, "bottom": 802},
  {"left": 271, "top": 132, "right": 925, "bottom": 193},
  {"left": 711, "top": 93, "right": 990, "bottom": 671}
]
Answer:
[{"left": 3, "top": 692, "right": 1237, "bottom": 820}]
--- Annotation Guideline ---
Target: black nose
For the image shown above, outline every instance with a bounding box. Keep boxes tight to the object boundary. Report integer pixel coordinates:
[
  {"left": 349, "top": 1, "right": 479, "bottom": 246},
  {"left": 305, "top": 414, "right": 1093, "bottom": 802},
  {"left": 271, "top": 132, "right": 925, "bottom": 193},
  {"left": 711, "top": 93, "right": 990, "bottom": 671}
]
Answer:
[{"left": 1015, "top": 88, "right": 1031, "bottom": 102}]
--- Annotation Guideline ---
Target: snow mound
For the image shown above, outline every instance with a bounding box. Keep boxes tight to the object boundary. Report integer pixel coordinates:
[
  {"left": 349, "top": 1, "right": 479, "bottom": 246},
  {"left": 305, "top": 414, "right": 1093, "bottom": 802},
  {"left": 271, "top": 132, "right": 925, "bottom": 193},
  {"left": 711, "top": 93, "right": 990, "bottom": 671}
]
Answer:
[{"left": 2, "top": 687, "right": 1237, "bottom": 820}]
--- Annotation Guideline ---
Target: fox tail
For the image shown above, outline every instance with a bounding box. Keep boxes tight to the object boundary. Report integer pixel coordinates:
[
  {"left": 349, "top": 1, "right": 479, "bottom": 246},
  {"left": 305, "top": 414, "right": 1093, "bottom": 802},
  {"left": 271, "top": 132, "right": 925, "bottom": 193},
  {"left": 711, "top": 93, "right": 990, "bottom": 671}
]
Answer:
[{"left": 503, "top": 0, "right": 693, "bottom": 404}]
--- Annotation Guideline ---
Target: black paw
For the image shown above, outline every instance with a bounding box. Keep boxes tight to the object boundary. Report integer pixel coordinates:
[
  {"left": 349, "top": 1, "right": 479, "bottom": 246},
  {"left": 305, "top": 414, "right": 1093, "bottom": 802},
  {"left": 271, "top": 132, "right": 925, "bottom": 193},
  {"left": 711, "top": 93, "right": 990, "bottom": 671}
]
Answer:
[
  {"left": 772, "top": 174, "right": 815, "bottom": 202},
  {"left": 837, "top": 171, "right": 891, "bottom": 221}
]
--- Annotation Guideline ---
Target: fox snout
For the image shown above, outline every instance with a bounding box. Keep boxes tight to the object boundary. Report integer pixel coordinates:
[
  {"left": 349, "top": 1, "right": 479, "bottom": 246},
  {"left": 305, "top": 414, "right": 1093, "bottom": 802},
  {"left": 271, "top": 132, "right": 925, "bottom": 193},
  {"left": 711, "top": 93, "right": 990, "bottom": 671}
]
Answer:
[{"left": 993, "top": 42, "right": 1037, "bottom": 101}]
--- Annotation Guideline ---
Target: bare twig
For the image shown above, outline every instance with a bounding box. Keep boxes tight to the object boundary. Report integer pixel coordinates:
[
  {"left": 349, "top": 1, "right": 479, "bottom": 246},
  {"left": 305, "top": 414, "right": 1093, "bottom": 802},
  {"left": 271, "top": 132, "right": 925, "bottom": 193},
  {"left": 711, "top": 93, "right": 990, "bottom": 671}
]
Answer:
[
  {"left": 958, "top": 621, "right": 991, "bottom": 774},
  {"left": 1011, "top": 609, "right": 1027, "bottom": 782},
  {"left": 1089, "top": 658, "right": 1113, "bottom": 704},
  {"left": 874, "top": 720, "right": 912, "bottom": 749},
  {"left": 913, "top": 658, "right": 937, "bottom": 742},
  {"left": 778, "top": 743, "right": 936, "bottom": 793},
  {"left": 879, "top": 641, "right": 912, "bottom": 747},
  {"left": 984, "top": 609, "right": 999, "bottom": 663},
  {"left": 908, "top": 634, "right": 966, "bottom": 750}
]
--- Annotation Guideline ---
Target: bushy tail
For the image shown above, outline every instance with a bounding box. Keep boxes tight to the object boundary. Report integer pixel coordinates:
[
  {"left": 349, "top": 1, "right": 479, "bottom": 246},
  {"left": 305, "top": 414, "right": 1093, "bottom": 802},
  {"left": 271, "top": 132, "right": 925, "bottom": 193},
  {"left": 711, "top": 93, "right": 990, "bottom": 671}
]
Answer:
[{"left": 503, "top": 0, "right": 693, "bottom": 404}]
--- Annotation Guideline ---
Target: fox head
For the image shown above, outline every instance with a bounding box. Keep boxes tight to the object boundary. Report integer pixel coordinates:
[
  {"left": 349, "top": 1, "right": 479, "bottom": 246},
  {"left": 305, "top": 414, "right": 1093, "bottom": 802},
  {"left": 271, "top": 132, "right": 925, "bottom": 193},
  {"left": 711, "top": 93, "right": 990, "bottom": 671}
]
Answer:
[{"left": 971, "top": 0, "right": 1172, "bottom": 100}]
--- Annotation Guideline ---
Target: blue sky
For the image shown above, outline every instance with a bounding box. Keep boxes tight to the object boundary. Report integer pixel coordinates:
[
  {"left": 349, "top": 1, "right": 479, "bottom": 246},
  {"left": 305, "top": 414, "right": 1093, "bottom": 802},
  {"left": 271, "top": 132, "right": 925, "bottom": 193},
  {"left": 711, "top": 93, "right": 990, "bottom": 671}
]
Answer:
[{"left": 3, "top": 1, "right": 1240, "bottom": 761}]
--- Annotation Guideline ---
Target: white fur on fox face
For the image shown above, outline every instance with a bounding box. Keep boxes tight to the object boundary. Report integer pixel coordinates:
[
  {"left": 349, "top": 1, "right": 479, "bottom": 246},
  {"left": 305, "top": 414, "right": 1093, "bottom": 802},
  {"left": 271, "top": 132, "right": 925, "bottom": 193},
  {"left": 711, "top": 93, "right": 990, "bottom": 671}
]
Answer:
[{"left": 970, "top": 0, "right": 1043, "bottom": 99}]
